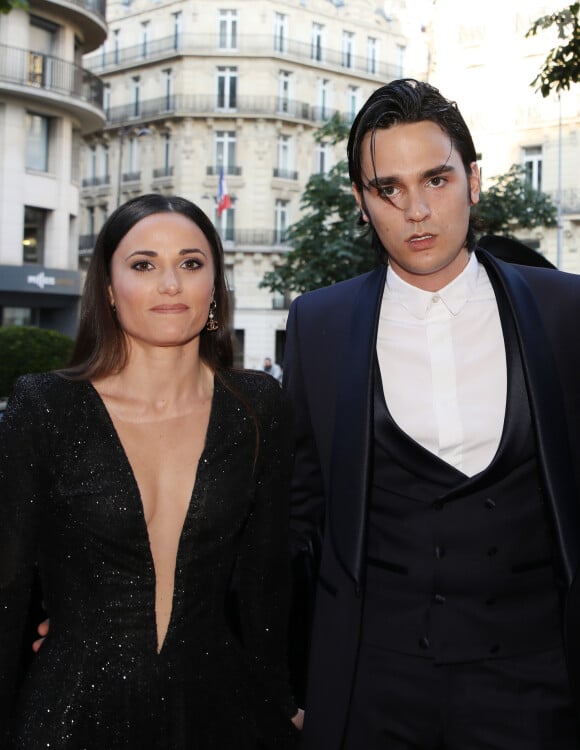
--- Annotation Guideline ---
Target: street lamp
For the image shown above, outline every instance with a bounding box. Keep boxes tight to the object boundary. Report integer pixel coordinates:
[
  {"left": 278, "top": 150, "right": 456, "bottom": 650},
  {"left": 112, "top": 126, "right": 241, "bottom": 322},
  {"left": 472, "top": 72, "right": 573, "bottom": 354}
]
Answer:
[{"left": 116, "top": 125, "right": 152, "bottom": 208}]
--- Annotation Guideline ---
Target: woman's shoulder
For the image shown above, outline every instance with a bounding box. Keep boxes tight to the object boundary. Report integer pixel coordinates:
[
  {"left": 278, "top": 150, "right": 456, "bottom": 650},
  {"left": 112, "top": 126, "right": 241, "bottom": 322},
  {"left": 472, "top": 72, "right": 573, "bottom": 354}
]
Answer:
[
  {"left": 7, "top": 372, "right": 85, "bottom": 413},
  {"left": 217, "top": 368, "right": 284, "bottom": 412}
]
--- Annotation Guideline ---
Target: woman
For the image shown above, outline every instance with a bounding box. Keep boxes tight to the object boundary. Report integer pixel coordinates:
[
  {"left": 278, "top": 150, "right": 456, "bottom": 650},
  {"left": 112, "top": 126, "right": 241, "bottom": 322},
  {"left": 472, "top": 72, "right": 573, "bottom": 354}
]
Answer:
[{"left": 0, "top": 195, "right": 301, "bottom": 748}]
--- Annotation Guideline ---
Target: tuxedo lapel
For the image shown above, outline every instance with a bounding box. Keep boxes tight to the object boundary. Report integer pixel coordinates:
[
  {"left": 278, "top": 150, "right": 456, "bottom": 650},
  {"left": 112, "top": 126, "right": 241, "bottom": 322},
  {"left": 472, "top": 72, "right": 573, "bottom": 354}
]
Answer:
[
  {"left": 328, "top": 266, "right": 386, "bottom": 589},
  {"left": 478, "top": 249, "right": 580, "bottom": 584}
]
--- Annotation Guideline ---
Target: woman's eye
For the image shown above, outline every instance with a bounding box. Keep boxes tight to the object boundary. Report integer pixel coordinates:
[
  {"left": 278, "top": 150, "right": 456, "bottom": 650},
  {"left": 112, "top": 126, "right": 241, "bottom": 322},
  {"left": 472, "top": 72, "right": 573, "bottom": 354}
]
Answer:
[
  {"left": 181, "top": 258, "right": 202, "bottom": 270},
  {"left": 132, "top": 261, "right": 154, "bottom": 272}
]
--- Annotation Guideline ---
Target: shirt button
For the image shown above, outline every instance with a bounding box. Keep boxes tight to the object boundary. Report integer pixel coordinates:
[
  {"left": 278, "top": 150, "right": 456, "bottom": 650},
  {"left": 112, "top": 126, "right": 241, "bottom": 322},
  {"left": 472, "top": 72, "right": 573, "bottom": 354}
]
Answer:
[
  {"left": 435, "top": 545, "right": 446, "bottom": 559},
  {"left": 433, "top": 500, "right": 445, "bottom": 511},
  {"left": 434, "top": 594, "right": 446, "bottom": 604},
  {"left": 419, "top": 636, "right": 430, "bottom": 650},
  {"left": 490, "top": 644, "right": 501, "bottom": 654},
  {"left": 432, "top": 294, "right": 440, "bottom": 303},
  {"left": 487, "top": 546, "right": 498, "bottom": 557},
  {"left": 484, "top": 498, "right": 496, "bottom": 509}
]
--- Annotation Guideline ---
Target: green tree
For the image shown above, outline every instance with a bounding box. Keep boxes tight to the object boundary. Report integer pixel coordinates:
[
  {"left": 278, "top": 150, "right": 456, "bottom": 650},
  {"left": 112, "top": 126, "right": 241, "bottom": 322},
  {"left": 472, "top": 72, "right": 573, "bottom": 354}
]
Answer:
[
  {"left": 0, "top": 0, "right": 28, "bottom": 13},
  {"left": 260, "top": 114, "right": 376, "bottom": 295},
  {"left": 473, "top": 164, "right": 557, "bottom": 237},
  {"left": 527, "top": 3, "right": 580, "bottom": 97},
  {"left": 0, "top": 326, "right": 74, "bottom": 396}
]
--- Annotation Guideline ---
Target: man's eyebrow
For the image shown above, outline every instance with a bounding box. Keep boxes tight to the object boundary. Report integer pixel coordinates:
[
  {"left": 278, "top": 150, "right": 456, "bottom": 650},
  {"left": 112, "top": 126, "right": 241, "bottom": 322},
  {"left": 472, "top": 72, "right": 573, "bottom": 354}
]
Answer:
[{"left": 365, "top": 163, "right": 456, "bottom": 189}]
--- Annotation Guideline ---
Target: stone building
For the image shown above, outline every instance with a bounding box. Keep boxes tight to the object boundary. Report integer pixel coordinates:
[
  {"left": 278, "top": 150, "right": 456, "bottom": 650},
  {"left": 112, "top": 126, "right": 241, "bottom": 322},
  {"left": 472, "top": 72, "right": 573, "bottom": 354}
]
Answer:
[
  {"left": 80, "top": 0, "right": 428, "bottom": 368},
  {"left": 0, "top": 0, "right": 106, "bottom": 335},
  {"left": 430, "top": 0, "right": 580, "bottom": 273}
]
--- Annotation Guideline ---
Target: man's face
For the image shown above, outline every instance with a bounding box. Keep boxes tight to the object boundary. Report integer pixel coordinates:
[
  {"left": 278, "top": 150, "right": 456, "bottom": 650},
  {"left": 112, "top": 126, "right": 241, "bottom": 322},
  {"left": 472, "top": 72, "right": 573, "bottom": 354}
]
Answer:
[{"left": 352, "top": 120, "right": 480, "bottom": 292}]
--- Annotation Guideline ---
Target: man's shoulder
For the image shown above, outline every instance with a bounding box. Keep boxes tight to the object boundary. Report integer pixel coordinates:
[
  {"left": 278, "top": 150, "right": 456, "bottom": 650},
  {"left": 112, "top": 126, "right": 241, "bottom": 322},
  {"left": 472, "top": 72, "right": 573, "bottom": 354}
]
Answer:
[{"left": 291, "top": 266, "right": 385, "bottom": 311}]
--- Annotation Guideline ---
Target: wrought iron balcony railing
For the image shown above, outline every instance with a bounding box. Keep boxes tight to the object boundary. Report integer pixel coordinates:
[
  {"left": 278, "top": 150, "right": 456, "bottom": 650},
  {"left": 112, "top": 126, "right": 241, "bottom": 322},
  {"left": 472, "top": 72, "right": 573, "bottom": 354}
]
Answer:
[{"left": 0, "top": 43, "right": 103, "bottom": 107}]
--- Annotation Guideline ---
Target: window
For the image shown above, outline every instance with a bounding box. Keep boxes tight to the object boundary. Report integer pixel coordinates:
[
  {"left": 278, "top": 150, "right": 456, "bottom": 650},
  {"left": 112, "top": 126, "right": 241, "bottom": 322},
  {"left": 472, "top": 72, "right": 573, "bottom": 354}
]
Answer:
[
  {"left": 317, "top": 78, "right": 331, "bottom": 120},
  {"left": 396, "top": 44, "right": 406, "bottom": 77},
  {"left": 172, "top": 12, "right": 182, "bottom": 50},
  {"left": 113, "top": 29, "right": 120, "bottom": 65},
  {"left": 277, "top": 134, "right": 292, "bottom": 176},
  {"left": 215, "top": 130, "right": 236, "bottom": 173},
  {"left": 162, "top": 132, "right": 171, "bottom": 172},
  {"left": 26, "top": 113, "right": 50, "bottom": 171},
  {"left": 2, "top": 307, "right": 33, "bottom": 326},
  {"left": 23, "top": 206, "right": 48, "bottom": 264},
  {"left": 103, "top": 83, "right": 111, "bottom": 118},
  {"left": 274, "top": 199, "right": 289, "bottom": 243},
  {"left": 215, "top": 202, "right": 235, "bottom": 242},
  {"left": 523, "top": 146, "right": 542, "bottom": 191},
  {"left": 274, "top": 12, "right": 287, "bottom": 53},
  {"left": 28, "top": 15, "right": 57, "bottom": 88},
  {"left": 140, "top": 21, "right": 150, "bottom": 58},
  {"left": 311, "top": 23, "right": 324, "bottom": 62},
  {"left": 127, "top": 136, "right": 141, "bottom": 177},
  {"left": 101, "top": 144, "right": 109, "bottom": 180},
  {"left": 163, "top": 68, "right": 173, "bottom": 110},
  {"left": 216, "top": 67, "right": 237, "bottom": 110},
  {"left": 347, "top": 85, "right": 360, "bottom": 123},
  {"left": 342, "top": 31, "right": 354, "bottom": 69},
  {"left": 218, "top": 10, "right": 238, "bottom": 50},
  {"left": 278, "top": 71, "right": 292, "bottom": 114},
  {"left": 316, "top": 141, "right": 332, "bottom": 174},
  {"left": 132, "top": 76, "right": 141, "bottom": 117},
  {"left": 366, "top": 36, "right": 377, "bottom": 74},
  {"left": 71, "top": 128, "right": 80, "bottom": 182}
]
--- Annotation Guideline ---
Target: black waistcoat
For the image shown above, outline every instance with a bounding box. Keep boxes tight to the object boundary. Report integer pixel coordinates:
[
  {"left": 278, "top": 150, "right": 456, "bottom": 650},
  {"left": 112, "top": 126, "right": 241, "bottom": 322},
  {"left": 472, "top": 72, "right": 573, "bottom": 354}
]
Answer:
[{"left": 362, "top": 300, "right": 563, "bottom": 664}]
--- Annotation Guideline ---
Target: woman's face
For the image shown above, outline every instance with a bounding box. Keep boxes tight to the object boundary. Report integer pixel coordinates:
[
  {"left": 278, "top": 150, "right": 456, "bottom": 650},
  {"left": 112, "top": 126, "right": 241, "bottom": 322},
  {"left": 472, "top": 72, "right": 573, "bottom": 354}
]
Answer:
[{"left": 108, "top": 212, "right": 216, "bottom": 352}]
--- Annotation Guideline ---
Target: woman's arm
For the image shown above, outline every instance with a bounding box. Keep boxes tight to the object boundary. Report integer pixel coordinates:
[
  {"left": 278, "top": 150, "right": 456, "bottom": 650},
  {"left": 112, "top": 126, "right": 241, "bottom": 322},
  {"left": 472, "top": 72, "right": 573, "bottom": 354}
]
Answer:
[{"left": 0, "top": 377, "right": 45, "bottom": 735}]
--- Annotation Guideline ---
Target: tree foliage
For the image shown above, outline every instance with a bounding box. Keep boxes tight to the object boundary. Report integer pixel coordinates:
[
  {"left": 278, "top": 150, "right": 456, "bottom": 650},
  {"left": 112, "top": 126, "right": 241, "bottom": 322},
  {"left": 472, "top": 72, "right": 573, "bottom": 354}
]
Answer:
[
  {"left": 261, "top": 114, "right": 376, "bottom": 295},
  {"left": 527, "top": 2, "right": 580, "bottom": 97},
  {"left": 0, "top": 0, "right": 28, "bottom": 13},
  {"left": 473, "top": 164, "right": 557, "bottom": 237},
  {"left": 0, "top": 326, "right": 74, "bottom": 396}
]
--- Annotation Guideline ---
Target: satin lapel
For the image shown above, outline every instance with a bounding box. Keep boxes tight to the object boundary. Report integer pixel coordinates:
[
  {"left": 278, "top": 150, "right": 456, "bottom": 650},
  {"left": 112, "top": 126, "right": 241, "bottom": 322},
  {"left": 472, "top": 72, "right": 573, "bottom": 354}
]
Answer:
[
  {"left": 328, "top": 265, "right": 387, "bottom": 589},
  {"left": 478, "top": 250, "right": 580, "bottom": 584}
]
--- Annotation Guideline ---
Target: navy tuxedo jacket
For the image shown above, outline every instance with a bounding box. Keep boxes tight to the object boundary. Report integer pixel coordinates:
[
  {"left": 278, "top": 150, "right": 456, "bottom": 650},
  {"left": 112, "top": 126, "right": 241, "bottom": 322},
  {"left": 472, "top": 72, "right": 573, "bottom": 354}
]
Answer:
[{"left": 284, "top": 249, "right": 580, "bottom": 750}]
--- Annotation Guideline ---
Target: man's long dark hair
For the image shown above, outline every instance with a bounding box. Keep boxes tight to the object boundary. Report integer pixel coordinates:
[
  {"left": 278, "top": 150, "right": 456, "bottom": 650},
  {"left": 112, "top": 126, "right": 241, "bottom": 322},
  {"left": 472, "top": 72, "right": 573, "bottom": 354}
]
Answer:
[
  {"left": 65, "top": 194, "right": 233, "bottom": 380},
  {"left": 347, "top": 79, "right": 479, "bottom": 261}
]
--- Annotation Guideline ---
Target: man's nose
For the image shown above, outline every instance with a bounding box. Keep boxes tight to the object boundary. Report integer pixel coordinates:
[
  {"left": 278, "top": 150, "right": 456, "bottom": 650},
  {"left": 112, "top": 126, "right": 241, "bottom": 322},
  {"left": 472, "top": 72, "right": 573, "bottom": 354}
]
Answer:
[{"left": 404, "top": 189, "right": 430, "bottom": 222}]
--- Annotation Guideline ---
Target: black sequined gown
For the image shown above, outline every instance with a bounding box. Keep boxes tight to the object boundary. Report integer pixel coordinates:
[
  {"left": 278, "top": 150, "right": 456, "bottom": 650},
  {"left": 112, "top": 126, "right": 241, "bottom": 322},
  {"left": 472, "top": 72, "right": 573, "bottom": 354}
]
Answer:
[{"left": 0, "top": 370, "right": 299, "bottom": 749}]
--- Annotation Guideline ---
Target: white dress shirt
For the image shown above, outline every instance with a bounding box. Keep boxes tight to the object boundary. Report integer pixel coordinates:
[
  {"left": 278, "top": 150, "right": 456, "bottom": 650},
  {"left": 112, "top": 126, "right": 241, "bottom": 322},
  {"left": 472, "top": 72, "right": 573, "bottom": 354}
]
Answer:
[{"left": 376, "top": 253, "right": 507, "bottom": 477}]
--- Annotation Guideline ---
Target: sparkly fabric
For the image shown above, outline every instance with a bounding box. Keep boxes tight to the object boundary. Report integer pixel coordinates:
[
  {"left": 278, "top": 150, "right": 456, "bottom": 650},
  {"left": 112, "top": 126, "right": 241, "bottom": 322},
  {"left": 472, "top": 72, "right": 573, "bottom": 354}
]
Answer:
[{"left": 0, "top": 370, "right": 299, "bottom": 749}]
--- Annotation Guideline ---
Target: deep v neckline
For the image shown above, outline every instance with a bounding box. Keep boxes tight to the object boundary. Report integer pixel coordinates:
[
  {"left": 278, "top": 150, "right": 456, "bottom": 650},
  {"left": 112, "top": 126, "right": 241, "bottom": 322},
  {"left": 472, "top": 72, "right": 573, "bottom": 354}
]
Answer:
[{"left": 84, "top": 375, "right": 219, "bottom": 654}]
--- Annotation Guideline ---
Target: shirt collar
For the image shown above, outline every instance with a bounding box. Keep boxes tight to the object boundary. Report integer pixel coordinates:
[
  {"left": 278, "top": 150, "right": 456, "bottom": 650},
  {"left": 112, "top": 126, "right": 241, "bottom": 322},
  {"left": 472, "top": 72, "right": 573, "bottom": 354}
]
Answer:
[{"left": 384, "top": 252, "right": 480, "bottom": 320}]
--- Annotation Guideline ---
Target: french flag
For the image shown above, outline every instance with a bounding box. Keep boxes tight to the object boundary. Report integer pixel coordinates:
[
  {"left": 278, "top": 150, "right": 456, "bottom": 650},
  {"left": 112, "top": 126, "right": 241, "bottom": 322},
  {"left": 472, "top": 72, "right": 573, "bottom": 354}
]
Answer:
[{"left": 217, "top": 167, "right": 232, "bottom": 217}]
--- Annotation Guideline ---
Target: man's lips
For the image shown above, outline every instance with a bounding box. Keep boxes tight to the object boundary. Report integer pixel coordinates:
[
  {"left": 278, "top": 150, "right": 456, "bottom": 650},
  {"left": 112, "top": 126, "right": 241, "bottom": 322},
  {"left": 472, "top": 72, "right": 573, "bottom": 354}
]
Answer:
[{"left": 407, "top": 233, "right": 436, "bottom": 249}]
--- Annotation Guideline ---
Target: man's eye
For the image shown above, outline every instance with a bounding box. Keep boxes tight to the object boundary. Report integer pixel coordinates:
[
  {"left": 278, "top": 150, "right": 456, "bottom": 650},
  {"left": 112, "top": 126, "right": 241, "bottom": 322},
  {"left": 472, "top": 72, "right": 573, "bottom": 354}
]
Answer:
[
  {"left": 429, "top": 176, "right": 447, "bottom": 187},
  {"left": 379, "top": 185, "right": 400, "bottom": 199}
]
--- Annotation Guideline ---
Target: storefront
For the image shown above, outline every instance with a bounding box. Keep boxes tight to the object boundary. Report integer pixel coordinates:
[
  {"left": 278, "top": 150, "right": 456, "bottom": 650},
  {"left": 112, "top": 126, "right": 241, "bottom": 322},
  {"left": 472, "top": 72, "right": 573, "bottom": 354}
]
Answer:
[{"left": 0, "top": 264, "right": 82, "bottom": 337}]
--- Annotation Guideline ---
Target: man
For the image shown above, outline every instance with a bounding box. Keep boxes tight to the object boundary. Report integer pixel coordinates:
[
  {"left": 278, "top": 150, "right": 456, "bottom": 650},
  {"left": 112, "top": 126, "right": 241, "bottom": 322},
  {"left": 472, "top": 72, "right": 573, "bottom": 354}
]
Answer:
[
  {"left": 284, "top": 79, "right": 580, "bottom": 749},
  {"left": 262, "top": 356, "right": 283, "bottom": 383}
]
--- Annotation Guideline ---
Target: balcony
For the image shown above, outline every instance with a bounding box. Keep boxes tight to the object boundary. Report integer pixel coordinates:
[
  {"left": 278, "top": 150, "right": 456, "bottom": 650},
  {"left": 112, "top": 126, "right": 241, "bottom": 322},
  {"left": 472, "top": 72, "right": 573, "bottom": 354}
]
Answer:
[
  {"left": 79, "top": 227, "right": 291, "bottom": 259},
  {"left": 104, "top": 94, "right": 352, "bottom": 128},
  {"left": 84, "top": 32, "right": 402, "bottom": 82},
  {"left": 33, "top": 0, "right": 107, "bottom": 52},
  {"left": 547, "top": 189, "right": 580, "bottom": 216},
  {"left": 0, "top": 43, "right": 105, "bottom": 133},
  {"left": 206, "top": 165, "right": 242, "bottom": 176},
  {"left": 273, "top": 168, "right": 298, "bottom": 180}
]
